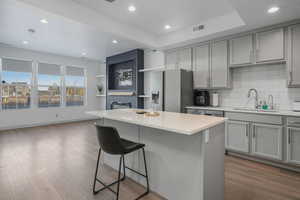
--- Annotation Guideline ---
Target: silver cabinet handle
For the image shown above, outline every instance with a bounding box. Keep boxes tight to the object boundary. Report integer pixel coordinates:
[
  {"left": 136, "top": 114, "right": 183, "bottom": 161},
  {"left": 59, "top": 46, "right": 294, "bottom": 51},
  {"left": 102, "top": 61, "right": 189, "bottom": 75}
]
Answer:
[
  {"left": 289, "top": 71, "right": 293, "bottom": 85},
  {"left": 288, "top": 129, "right": 292, "bottom": 144}
]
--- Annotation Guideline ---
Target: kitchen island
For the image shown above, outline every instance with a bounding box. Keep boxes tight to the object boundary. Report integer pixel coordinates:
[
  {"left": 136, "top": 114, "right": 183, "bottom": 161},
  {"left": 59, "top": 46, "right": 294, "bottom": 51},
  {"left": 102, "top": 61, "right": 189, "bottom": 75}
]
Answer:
[{"left": 87, "top": 109, "right": 226, "bottom": 200}]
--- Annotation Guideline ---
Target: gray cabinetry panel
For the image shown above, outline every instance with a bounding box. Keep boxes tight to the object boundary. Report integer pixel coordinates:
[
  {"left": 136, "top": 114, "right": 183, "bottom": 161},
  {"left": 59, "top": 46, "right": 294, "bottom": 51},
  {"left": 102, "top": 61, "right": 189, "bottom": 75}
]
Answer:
[
  {"left": 225, "top": 112, "right": 283, "bottom": 125},
  {"left": 230, "top": 34, "right": 253, "bottom": 66},
  {"left": 211, "top": 40, "right": 229, "bottom": 88},
  {"left": 178, "top": 48, "right": 192, "bottom": 71},
  {"left": 288, "top": 24, "right": 300, "bottom": 87},
  {"left": 226, "top": 120, "right": 249, "bottom": 153},
  {"left": 165, "top": 50, "right": 178, "bottom": 70},
  {"left": 255, "top": 28, "right": 285, "bottom": 63},
  {"left": 252, "top": 123, "right": 283, "bottom": 160},
  {"left": 193, "top": 44, "right": 210, "bottom": 88},
  {"left": 287, "top": 127, "right": 300, "bottom": 165}
]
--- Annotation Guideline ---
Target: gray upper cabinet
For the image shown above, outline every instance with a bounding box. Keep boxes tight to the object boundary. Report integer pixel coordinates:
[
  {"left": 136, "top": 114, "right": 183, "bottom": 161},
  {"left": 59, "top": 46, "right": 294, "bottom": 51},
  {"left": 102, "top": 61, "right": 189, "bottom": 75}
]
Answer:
[
  {"left": 165, "top": 50, "right": 178, "bottom": 70},
  {"left": 251, "top": 123, "right": 283, "bottom": 161},
  {"left": 211, "top": 40, "right": 229, "bottom": 88},
  {"left": 229, "top": 34, "right": 253, "bottom": 66},
  {"left": 287, "top": 127, "right": 300, "bottom": 165},
  {"left": 226, "top": 120, "right": 250, "bottom": 153},
  {"left": 193, "top": 44, "right": 210, "bottom": 88},
  {"left": 178, "top": 48, "right": 192, "bottom": 71},
  {"left": 288, "top": 24, "right": 300, "bottom": 87},
  {"left": 165, "top": 48, "right": 192, "bottom": 71},
  {"left": 255, "top": 28, "right": 285, "bottom": 63}
]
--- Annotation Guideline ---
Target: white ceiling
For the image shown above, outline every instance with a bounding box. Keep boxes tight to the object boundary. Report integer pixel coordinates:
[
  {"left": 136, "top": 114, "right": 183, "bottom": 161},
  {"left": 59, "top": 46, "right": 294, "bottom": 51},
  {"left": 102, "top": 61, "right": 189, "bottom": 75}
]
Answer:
[
  {"left": 72, "top": 0, "right": 235, "bottom": 35},
  {"left": 1, "top": 0, "right": 300, "bottom": 61},
  {"left": 0, "top": 0, "right": 144, "bottom": 61}
]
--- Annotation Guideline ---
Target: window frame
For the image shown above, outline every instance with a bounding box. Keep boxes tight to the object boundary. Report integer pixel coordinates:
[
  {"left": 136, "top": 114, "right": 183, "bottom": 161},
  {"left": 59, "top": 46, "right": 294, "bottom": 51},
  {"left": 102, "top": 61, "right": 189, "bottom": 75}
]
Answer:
[
  {"left": 64, "top": 65, "right": 87, "bottom": 107},
  {"left": 0, "top": 57, "right": 34, "bottom": 111},
  {"left": 37, "top": 62, "right": 63, "bottom": 108},
  {"left": 0, "top": 58, "right": 87, "bottom": 111}
]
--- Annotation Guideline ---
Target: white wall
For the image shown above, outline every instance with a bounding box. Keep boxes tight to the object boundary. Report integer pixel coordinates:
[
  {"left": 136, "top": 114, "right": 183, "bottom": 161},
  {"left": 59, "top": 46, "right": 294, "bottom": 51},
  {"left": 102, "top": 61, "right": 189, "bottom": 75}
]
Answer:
[
  {"left": 215, "top": 64, "right": 300, "bottom": 110},
  {"left": 0, "top": 45, "right": 105, "bottom": 130}
]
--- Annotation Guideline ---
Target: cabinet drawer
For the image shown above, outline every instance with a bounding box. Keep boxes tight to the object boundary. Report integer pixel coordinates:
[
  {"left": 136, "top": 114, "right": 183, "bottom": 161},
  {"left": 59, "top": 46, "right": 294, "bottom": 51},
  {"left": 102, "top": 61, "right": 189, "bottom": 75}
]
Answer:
[
  {"left": 225, "top": 112, "right": 283, "bottom": 125},
  {"left": 287, "top": 117, "right": 300, "bottom": 127}
]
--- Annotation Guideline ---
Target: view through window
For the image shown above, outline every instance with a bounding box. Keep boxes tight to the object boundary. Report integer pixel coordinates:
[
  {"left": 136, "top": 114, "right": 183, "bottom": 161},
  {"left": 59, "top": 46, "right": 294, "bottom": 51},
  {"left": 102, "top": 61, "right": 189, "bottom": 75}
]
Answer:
[
  {"left": 38, "top": 63, "right": 61, "bottom": 107},
  {"left": 1, "top": 58, "right": 32, "bottom": 110},
  {"left": 65, "top": 66, "right": 85, "bottom": 106}
]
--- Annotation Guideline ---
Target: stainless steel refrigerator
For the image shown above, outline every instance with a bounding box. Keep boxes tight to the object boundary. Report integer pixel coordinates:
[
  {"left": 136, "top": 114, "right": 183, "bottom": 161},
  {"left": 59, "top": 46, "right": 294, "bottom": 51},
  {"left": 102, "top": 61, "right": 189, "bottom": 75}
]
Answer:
[{"left": 164, "top": 69, "right": 193, "bottom": 113}]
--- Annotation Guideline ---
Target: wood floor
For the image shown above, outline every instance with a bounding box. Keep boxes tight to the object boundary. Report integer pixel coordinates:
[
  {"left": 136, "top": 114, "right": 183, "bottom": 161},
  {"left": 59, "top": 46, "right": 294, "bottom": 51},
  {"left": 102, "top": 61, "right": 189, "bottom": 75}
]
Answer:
[{"left": 0, "top": 121, "right": 299, "bottom": 200}]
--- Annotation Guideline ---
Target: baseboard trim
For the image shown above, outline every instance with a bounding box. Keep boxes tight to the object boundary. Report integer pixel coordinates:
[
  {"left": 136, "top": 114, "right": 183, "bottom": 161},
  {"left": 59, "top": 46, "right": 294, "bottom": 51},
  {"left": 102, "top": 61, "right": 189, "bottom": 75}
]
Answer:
[
  {"left": 0, "top": 117, "right": 99, "bottom": 131},
  {"left": 228, "top": 152, "right": 300, "bottom": 173}
]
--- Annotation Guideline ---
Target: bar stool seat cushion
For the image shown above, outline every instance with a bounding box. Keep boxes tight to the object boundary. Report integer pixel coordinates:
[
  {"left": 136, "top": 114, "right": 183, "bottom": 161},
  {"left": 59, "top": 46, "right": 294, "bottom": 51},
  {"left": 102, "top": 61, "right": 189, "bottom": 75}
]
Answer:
[{"left": 120, "top": 138, "right": 145, "bottom": 154}]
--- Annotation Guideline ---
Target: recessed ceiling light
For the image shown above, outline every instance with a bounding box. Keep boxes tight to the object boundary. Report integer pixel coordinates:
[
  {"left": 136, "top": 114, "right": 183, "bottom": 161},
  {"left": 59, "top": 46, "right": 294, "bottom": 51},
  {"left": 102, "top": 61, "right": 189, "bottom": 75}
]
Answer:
[
  {"left": 40, "top": 19, "right": 49, "bottom": 24},
  {"left": 268, "top": 6, "right": 280, "bottom": 14},
  {"left": 164, "top": 25, "right": 171, "bottom": 30},
  {"left": 81, "top": 52, "right": 87, "bottom": 56},
  {"left": 128, "top": 5, "right": 136, "bottom": 12},
  {"left": 112, "top": 40, "right": 118, "bottom": 44},
  {"left": 23, "top": 41, "right": 28, "bottom": 45}
]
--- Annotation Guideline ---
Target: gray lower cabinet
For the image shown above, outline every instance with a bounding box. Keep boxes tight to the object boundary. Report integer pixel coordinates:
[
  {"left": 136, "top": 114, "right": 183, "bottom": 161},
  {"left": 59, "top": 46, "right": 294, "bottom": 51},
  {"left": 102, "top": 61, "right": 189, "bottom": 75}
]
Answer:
[
  {"left": 287, "top": 127, "right": 300, "bottom": 165},
  {"left": 251, "top": 123, "right": 283, "bottom": 160},
  {"left": 226, "top": 120, "right": 250, "bottom": 153}
]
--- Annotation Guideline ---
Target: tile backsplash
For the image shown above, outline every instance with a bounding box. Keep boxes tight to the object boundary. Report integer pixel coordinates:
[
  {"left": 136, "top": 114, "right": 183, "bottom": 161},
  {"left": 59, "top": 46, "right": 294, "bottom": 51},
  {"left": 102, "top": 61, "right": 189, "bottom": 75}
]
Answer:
[{"left": 215, "top": 64, "right": 300, "bottom": 110}]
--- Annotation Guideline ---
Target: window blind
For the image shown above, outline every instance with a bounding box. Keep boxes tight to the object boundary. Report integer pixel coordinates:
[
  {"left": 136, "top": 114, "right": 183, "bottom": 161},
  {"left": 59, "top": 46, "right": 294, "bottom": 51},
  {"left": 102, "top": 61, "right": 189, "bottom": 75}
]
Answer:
[
  {"left": 2, "top": 58, "right": 32, "bottom": 73},
  {"left": 38, "top": 63, "right": 61, "bottom": 75},
  {"left": 66, "top": 66, "right": 84, "bottom": 76}
]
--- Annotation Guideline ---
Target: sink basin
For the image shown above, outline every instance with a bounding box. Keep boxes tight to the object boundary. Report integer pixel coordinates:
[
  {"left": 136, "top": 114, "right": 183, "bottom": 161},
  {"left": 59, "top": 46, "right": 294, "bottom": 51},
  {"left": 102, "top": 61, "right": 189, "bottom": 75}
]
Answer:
[{"left": 233, "top": 107, "right": 278, "bottom": 113}]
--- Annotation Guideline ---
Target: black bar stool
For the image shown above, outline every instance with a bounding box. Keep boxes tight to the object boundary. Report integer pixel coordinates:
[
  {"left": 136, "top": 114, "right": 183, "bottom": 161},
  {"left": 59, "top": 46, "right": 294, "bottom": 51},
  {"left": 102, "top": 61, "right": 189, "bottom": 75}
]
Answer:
[{"left": 93, "top": 125, "right": 150, "bottom": 200}]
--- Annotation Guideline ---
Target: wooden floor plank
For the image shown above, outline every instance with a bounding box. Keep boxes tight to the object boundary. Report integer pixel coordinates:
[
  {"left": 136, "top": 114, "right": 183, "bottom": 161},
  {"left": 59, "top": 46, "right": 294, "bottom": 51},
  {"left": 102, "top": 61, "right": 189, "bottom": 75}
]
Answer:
[{"left": 0, "top": 121, "right": 300, "bottom": 200}]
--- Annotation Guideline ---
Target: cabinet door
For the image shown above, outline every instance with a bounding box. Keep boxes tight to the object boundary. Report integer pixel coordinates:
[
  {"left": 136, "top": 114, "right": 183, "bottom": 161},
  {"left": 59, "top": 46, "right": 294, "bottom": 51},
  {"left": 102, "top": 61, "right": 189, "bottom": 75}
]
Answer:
[
  {"left": 288, "top": 24, "right": 300, "bottom": 86},
  {"left": 252, "top": 123, "right": 283, "bottom": 160},
  {"left": 211, "top": 40, "right": 229, "bottom": 88},
  {"left": 255, "top": 28, "right": 285, "bottom": 63},
  {"left": 178, "top": 48, "right": 192, "bottom": 71},
  {"left": 226, "top": 120, "right": 250, "bottom": 153},
  {"left": 287, "top": 127, "right": 300, "bottom": 165},
  {"left": 230, "top": 34, "right": 253, "bottom": 66},
  {"left": 165, "top": 50, "right": 178, "bottom": 70},
  {"left": 193, "top": 44, "right": 210, "bottom": 88}
]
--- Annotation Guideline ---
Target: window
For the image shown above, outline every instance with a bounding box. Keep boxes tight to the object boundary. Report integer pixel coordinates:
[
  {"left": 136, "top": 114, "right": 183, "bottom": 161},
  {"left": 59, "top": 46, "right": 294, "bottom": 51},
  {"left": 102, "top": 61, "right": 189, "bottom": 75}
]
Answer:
[
  {"left": 65, "top": 66, "right": 85, "bottom": 106},
  {"left": 38, "top": 63, "right": 61, "bottom": 107},
  {"left": 1, "top": 58, "right": 32, "bottom": 110}
]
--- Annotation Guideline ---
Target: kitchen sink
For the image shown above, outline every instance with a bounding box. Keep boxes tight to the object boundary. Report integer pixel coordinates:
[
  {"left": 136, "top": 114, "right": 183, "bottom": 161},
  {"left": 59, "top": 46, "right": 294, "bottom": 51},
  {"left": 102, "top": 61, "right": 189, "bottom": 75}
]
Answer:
[{"left": 233, "top": 107, "right": 278, "bottom": 113}]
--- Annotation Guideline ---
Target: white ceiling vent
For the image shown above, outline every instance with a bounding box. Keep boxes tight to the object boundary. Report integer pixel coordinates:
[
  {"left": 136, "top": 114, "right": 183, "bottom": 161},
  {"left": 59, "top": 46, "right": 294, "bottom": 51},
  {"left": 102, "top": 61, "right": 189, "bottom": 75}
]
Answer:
[{"left": 193, "top": 25, "right": 205, "bottom": 32}]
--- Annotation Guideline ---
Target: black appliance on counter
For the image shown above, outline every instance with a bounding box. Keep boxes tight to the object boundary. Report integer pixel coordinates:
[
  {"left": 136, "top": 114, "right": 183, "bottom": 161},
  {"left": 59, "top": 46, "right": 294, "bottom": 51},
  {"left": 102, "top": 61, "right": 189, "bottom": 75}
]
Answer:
[{"left": 194, "top": 90, "right": 210, "bottom": 106}]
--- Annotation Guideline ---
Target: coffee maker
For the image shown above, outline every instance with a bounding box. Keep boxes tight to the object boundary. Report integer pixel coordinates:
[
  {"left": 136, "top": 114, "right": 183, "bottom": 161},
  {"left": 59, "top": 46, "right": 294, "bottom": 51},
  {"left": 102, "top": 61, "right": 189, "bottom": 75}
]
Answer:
[{"left": 194, "top": 90, "right": 210, "bottom": 106}]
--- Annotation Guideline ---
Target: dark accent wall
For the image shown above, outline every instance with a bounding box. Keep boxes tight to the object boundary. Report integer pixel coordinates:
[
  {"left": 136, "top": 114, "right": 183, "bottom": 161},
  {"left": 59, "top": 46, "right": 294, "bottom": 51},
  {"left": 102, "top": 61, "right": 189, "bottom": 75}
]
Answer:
[{"left": 106, "top": 49, "right": 144, "bottom": 110}]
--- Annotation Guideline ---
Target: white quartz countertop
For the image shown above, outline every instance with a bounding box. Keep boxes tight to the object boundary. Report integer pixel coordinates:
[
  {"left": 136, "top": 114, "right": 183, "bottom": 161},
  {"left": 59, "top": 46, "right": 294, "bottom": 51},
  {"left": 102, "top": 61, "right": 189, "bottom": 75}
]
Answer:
[
  {"left": 186, "top": 106, "right": 300, "bottom": 117},
  {"left": 87, "top": 109, "right": 226, "bottom": 135}
]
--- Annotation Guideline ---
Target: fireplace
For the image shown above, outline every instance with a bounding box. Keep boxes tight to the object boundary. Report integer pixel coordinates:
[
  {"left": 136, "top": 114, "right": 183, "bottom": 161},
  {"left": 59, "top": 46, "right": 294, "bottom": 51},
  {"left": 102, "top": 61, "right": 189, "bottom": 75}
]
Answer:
[
  {"left": 106, "top": 49, "right": 144, "bottom": 110},
  {"left": 110, "top": 102, "right": 132, "bottom": 110}
]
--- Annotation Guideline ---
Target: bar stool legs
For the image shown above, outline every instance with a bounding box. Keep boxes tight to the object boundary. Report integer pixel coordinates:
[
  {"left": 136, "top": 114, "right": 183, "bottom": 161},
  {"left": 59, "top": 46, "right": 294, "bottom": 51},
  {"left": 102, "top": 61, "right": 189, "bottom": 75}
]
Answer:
[{"left": 93, "top": 148, "right": 150, "bottom": 200}]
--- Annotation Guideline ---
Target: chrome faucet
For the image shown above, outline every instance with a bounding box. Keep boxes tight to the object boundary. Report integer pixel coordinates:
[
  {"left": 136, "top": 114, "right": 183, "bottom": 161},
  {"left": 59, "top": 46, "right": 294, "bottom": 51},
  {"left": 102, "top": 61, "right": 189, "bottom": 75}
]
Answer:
[{"left": 247, "top": 88, "right": 259, "bottom": 109}]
